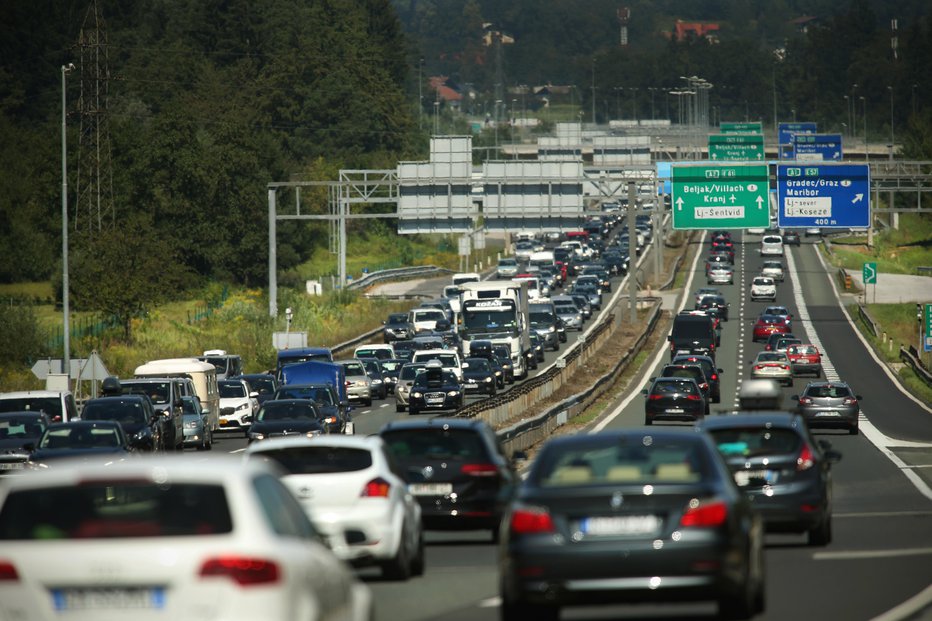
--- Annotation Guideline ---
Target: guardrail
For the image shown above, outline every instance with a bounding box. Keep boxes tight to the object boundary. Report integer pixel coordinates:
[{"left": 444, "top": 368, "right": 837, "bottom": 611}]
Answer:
[
  {"left": 346, "top": 265, "right": 454, "bottom": 292},
  {"left": 917, "top": 266, "right": 932, "bottom": 276},
  {"left": 900, "top": 345, "right": 932, "bottom": 388},
  {"left": 660, "top": 254, "right": 684, "bottom": 291},
  {"left": 331, "top": 327, "right": 383, "bottom": 357},
  {"left": 856, "top": 303, "right": 879, "bottom": 337}
]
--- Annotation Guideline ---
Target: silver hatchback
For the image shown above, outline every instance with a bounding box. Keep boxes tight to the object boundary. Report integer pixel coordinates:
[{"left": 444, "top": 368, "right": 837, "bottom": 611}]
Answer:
[
  {"left": 761, "top": 260, "right": 785, "bottom": 282},
  {"left": 793, "top": 381, "right": 862, "bottom": 435},
  {"left": 707, "top": 264, "right": 734, "bottom": 285}
]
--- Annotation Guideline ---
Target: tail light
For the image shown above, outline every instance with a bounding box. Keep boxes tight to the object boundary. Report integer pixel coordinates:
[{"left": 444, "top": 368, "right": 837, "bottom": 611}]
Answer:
[
  {"left": 843, "top": 397, "right": 858, "bottom": 406},
  {"left": 510, "top": 507, "right": 555, "bottom": 534},
  {"left": 199, "top": 557, "right": 280, "bottom": 586},
  {"left": 710, "top": 374, "right": 718, "bottom": 381},
  {"left": 0, "top": 561, "right": 19, "bottom": 581},
  {"left": 686, "top": 394, "right": 702, "bottom": 401},
  {"left": 799, "top": 397, "right": 813, "bottom": 405},
  {"left": 362, "top": 477, "right": 392, "bottom": 497},
  {"left": 648, "top": 394, "right": 664, "bottom": 401},
  {"left": 699, "top": 383, "right": 709, "bottom": 391},
  {"left": 755, "top": 365, "right": 764, "bottom": 371},
  {"left": 780, "top": 365, "right": 789, "bottom": 370},
  {"left": 797, "top": 445, "right": 815, "bottom": 471},
  {"left": 461, "top": 463, "right": 499, "bottom": 477},
  {"left": 679, "top": 499, "right": 728, "bottom": 528}
]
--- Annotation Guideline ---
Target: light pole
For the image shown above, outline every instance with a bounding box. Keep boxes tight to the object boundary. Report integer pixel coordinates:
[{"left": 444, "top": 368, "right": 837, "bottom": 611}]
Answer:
[
  {"left": 860, "top": 96, "right": 867, "bottom": 161},
  {"left": 888, "top": 85, "right": 894, "bottom": 159},
  {"left": 417, "top": 57, "right": 424, "bottom": 130},
  {"left": 285, "top": 307, "right": 293, "bottom": 334},
  {"left": 843, "top": 95, "right": 850, "bottom": 139},
  {"left": 630, "top": 87, "right": 639, "bottom": 123},
  {"left": 912, "top": 83, "right": 919, "bottom": 117},
  {"left": 61, "top": 62, "right": 74, "bottom": 381},
  {"left": 433, "top": 100, "right": 439, "bottom": 134}
]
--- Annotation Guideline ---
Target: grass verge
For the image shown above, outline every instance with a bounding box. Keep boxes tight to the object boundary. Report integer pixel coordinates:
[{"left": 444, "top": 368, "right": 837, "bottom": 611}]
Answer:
[{"left": 822, "top": 214, "right": 932, "bottom": 275}]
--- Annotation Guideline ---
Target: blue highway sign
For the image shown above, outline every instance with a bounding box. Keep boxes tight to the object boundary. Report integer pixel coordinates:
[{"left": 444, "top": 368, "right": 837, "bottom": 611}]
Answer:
[
  {"left": 779, "top": 122, "right": 817, "bottom": 159},
  {"left": 776, "top": 164, "right": 870, "bottom": 229},
  {"left": 791, "top": 133, "right": 843, "bottom": 161}
]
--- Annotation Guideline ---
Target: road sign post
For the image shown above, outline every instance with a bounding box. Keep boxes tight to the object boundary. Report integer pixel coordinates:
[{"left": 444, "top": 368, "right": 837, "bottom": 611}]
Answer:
[
  {"left": 671, "top": 164, "right": 770, "bottom": 230},
  {"left": 863, "top": 262, "right": 878, "bottom": 304},
  {"left": 776, "top": 164, "right": 871, "bottom": 229},
  {"left": 708, "top": 134, "right": 764, "bottom": 161}
]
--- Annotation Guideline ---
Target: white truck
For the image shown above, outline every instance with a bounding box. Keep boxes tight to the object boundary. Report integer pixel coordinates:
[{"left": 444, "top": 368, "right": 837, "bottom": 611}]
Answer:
[{"left": 459, "top": 280, "right": 532, "bottom": 379}]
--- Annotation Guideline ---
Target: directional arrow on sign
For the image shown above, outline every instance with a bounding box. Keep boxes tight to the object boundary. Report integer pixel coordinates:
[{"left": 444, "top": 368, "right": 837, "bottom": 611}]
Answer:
[
  {"left": 853, "top": 193, "right": 864, "bottom": 204},
  {"left": 676, "top": 197, "right": 684, "bottom": 210},
  {"left": 756, "top": 196, "right": 764, "bottom": 209}
]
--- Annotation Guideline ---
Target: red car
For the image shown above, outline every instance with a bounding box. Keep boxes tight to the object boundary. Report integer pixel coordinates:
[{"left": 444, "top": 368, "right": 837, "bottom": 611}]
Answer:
[
  {"left": 787, "top": 344, "right": 823, "bottom": 377},
  {"left": 753, "top": 314, "right": 790, "bottom": 342}
]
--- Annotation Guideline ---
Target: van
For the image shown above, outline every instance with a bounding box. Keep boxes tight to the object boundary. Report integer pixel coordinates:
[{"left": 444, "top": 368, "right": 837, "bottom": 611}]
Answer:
[
  {"left": 133, "top": 358, "right": 221, "bottom": 432},
  {"left": 668, "top": 314, "right": 717, "bottom": 361},
  {"left": 116, "top": 378, "right": 186, "bottom": 450},
  {"left": 0, "top": 390, "right": 79, "bottom": 423},
  {"left": 197, "top": 350, "right": 243, "bottom": 380},
  {"left": 354, "top": 344, "right": 395, "bottom": 361},
  {"left": 275, "top": 347, "right": 333, "bottom": 378},
  {"left": 409, "top": 307, "right": 448, "bottom": 333}
]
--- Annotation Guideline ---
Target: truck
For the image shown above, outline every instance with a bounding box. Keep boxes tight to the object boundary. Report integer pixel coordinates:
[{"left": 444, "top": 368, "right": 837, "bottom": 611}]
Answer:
[
  {"left": 458, "top": 280, "right": 532, "bottom": 379},
  {"left": 279, "top": 360, "right": 348, "bottom": 405}
]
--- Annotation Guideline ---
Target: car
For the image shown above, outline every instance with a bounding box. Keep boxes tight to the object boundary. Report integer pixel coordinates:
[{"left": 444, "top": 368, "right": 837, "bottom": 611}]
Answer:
[
  {"left": 198, "top": 351, "right": 244, "bottom": 380},
  {"left": 783, "top": 230, "right": 801, "bottom": 246},
  {"left": 753, "top": 314, "right": 791, "bottom": 342},
  {"left": 528, "top": 331, "right": 545, "bottom": 363},
  {"left": 773, "top": 336, "right": 803, "bottom": 355},
  {"left": 763, "top": 305, "right": 793, "bottom": 330},
  {"left": 114, "top": 377, "right": 187, "bottom": 450},
  {"left": 760, "top": 234, "right": 784, "bottom": 256},
  {"left": 391, "top": 340, "right": 417, "bottom": 361},
  {"left": 0, "top": 412, "right": 49, "bottom": 474},
  {"left": 461, "top": 357, "right": 498, "bottom": 396},
  {"left": 383, "top": 312, "right": 413, "bottom": 343},
  {"left": 499, "top": 429, "right": 765, "bottom": 621},
  {"left": 0, "top": 390, "right": 79, "bottom": 423},
  {"left": 354, "top": 344, "right": 396, "bottom": 362},
  {"left": 246, "top": 435, "right": 424, "bottom": 580},
  {"left": 378, "top": 358, "right": 406, "bottom": 394},
  {"left": 761, "top": 260, "right": 785, "bottom": 282},
  {"left": 694, "top": 287, "right": 722, "bottom": 306},
  {"left": 567, "top": 292, "right": 593, "bottom": 319},
  {"left": 793, "top": 381, "right": 862, "bottom": 435},
  {"left": 27, "top": 421, "right": 134, "bottom": 467},
  {"left": 749, "top": 351, "right": 793, "bottom": 386},
  {"left": 805, "top": 227, "right": 822, "bottom": 237},
  {"left": 232, "top": 373, "right": 278, "bottom": 405},
  {"left": 658, "top": 363, "right": 712, "bottom": 413},
  {"left": 80, "top": 394, "right": 161, "bottom": 452},
  {"left": 704, "top": 253, "right": 732, "bottom": 274},
  {"left": 750, "top": 276, "right": 777, "bottom": 302},
  {"left": 217, "top": 378, "right": 259, "bottom": 432},
  {"left": 764, "top": 332, "right": 797, "bottom": 352},
  {"left": 405, "top": 362, "right": 463, "bottom": 415},
  {"left": 492, "top": 345, "right": 517, "bottom": 383},
  {"left": 700, "top": 412, "right": 841, "bottom": 546},
  {"left": 787, "top": 344, "right": 823, "bottom": 377},
  {"left": 408, "top": 307, "right": 448, "bottom": 334},
  {"left": 181, "top": 395, "right": 212, "bottom": 450},
  {"left": 710, "top": 242, "right": 735, "bottom": 262},
  {"left": 672, "top": 354, "right": 723, "bottom": 404},
  {"left": 358, "top": 358, "right": 388, "bottom": 400},
  {"left": 697, "top": 294, "right": 730, "bottom": 321},
  {"left": 497, "top": 257, "right": 520, "bottom": 279},
  {"left": 0, "top": 455, "right": 373, "bottom": 620},
  {"left": 669, "top": 312, "right": 718, "bottom": 360},
  {"left": 642, "top": 376, "right": 706, "bottom": 424},
  {"left": 707, "top": 263, "right": 734, "bottom": 285},
  {"left": 272, "top": 383, "right": 351, "bottom": 435},
  {"left": 338, "top": 359, "right": 373, "bottom": 406},
  {"left": 552, "top": 296, "right": 584, "bottom": 331},
  {"left": 710, "top": 230, "right": 732, "bottom": 243},
  {"left": 380, "top": 417, "right": 517, "bottom": 539},
  {"left": 246, "top": 399, "right": 326, "bottom": 443}
]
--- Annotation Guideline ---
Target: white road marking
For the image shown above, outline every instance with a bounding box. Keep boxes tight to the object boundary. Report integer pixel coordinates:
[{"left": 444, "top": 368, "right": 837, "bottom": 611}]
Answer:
[
  {"left": 228, "top": 448, "right": 245, "bottom": 454},
  {"left": 870, "top": 584, "right": 932, "bottom": 621},
  {"left": 814, "top": 547, "right": 932, "bottom": 561}
]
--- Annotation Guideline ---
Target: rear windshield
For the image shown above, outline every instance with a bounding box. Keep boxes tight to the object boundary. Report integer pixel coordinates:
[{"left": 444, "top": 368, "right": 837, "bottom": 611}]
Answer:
[
  {"left": 39, "top": 426, "right": 120, "bottom": 449},
  {"left": 661, "top": 367, "right": 703, "bottom": 381},
  {"left": 82, "top": 400, "right": 148, "bottom": 425},
  {"left": 652, "top": 380, "right": 698, "bottom": 395},
  {"left": 0, "top": 418, "right": 46, "bottom": 439},
  {"left": 0, "top": 397, "right": 62, "bottom": 419},
  {"left": 258, "top": 402, "right": 317, "bottom": 421},
  {"left": 382, "top": 428, "right": 488, "bottom": 461},
  {"left": 121, "top": 382, "right": 170, "bottom": 405},
  {"left": 804, "top": 385, "right": 853, "bottom": 398},
  {"left": 253, "top": 446, "right": 372, "bottom": 475},
  {"left": 708, "top": 428, "right": 803, "bottom": 458},
  {"left": 0, "top": 483, "right": 232, "bottom": 539},
  {"left": 275, "top": 387, "right": 334, "bottom": 405},
  {"left": 672, "top": 318, "right": 712, "bottom": 338},
  {"left": 399, "top": 365, "right": 426, "bottom": 380}
]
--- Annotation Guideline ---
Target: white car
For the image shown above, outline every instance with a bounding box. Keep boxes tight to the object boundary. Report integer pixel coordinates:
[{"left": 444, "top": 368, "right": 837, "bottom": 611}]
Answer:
[
  {"left": 246, "top": 436, "right": 424, "bottom": 580},
  {"left": 750, "top": 276, "right": 777, "bottom": 302},
  {"left": 0, "top": 456, "right": 373, "bottom": 621},
  {"left": 760, "top": 235, "right": 784, "bottom": 256},
  {"left": 760, "top": 260, "right": 785, "bottom": 282},
  {"left": 410, "top": 348, "right": 462, "bottom": 381},
  {"left": 217, "top": 378, "right": 259, "bottom": 431}
]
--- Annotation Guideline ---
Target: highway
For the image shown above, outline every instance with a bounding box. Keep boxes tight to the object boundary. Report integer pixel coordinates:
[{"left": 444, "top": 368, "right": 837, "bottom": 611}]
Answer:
[{"left": 211, "top": 231, "right": 932, "bottom": 621}]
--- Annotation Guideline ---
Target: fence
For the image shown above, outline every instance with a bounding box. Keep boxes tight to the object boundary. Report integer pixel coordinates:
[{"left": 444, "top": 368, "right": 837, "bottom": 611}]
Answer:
[
  {"left": 48, "top": 314, "right": 122, "bottom": 351},
  {"left": 900, "top": 345, "right": 932, "bottom": 388},
  {"left": 856, "top": 303, "right": 879, "bottom": 337},
  {"left": 187, "top": 286, "right": 230, "bottom": 324}
]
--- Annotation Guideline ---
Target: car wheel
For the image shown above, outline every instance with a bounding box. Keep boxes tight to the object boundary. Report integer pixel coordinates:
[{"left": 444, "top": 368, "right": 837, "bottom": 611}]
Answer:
[
  {"left": 381, "top": 528, "right": 412, "bottom": 581},
  {"left": 808, "top": 515, "right": 832, "bottom": 546},
  {"left": 205, "top": 429, "right": 212, "bottom": 450},
  {"left": 410, "top": 532, "right": 425, "bottom": 577},
  {"left": 396, "top": 403, "right": 405, "bottom": 412},
  {"left": 849, "top": 424, "right": 859, "bottom": 436},
  {"left": 717, "top": 573, "right": 756, "bottom": 620}
]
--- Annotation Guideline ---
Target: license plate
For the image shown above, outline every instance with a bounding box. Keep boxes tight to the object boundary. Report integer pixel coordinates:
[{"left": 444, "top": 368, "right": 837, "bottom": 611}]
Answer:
[
  {"left": 579, "top": 515, "right": 660, "bottom": 536},
  {"left": 51, "top": 587, "right": 165, "bottom": 611},
  {"left": 408, "top": 483, "right": 452, "bottom": 496},
  {"left": 0, "top": 462, "right": 25, "bottom": 470},
  {"left": 219, "top": 418, "right": 228, "bottom": 425},
  {"left": 734, "top": 470, "right": 777, "bottom": 486},
  {"left": 426, "top": 398, "right": 444, "bottom": 404},
  {"left": 816, "top": 411, "right": 841, "bottom": 417},
  {"left": 666, "top": 408, "right": 685, "bottom": 414}
]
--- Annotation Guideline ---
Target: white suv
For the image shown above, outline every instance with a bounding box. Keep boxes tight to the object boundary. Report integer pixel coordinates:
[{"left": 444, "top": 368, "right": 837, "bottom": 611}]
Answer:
[
  {"left": 760, "top": 235, "right": 784, "bottom": 256},
  {"left": 750, "top": 276, "right": 777, "bottom": 302}
]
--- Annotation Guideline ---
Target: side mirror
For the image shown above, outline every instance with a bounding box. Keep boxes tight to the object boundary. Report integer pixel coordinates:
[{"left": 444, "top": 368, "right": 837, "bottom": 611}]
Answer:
[
  {"left": 666, "top": 335, "right": 672, "bottom": 342},
  {"left": 250, "top": 391, "right": 259, "bottom": 398},
  {"left": 717, "top": 368, "right": 724, "bottom": 374},
  {"left": 641, "top": 388, "right": 649, "bottom": 396}
]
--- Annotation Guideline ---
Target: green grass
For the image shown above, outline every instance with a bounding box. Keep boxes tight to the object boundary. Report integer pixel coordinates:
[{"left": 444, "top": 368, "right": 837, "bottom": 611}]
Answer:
[
  {"left": 825, "top": 214, "right": 932, "bottom": 274},
  {"left": 897, "top": 367, "right": 932, "bottom": 405},
  {"left": 0, "top": 282, "right": 54, "bottom": 302}
]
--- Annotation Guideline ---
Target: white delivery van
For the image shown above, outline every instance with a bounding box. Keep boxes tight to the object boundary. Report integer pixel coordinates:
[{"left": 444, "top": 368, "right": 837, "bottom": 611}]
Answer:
[{"left": 134, "top": 358, "right": 221, "bottom": 431}]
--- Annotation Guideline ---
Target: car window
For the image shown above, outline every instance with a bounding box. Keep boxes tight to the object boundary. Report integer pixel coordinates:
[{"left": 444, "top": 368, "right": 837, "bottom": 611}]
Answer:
[
  {"left": 219, "top": 383, "right": 247, "bottom": 398},
  {"left": 0, "top": 481, "right": 232, "bottom": 540},
  {"left": 252, "top": 474, "right": 318, "bottom": 540},
  {"left": 757, "top": 353, "right": 788, "bottom": 362},
  {"left": 0, "top": 397, "right": 64, "bottom": 419},
  {"left": 253, "top": 446, "right": 373, "bottom": 474},
  {"left": 342, "top": 362, "right": 365, "bottom": 376},
  {"left": 709, "top": 428, "right": 803, "bottom": 458},
  {"left": 382, "top": 428, "right": 488, "bottom": 461},
  {"left": 806, "top": 384, "right": 852, "bottom": 398},
  {"left": 258, "top": 402, "right": 317, "bottom": 421},
  {"left": 82, "top": 400, "right": 147, "bottom": 425},
  {"left": 653, "top": 380, "right": 697, "bottom": 395}
]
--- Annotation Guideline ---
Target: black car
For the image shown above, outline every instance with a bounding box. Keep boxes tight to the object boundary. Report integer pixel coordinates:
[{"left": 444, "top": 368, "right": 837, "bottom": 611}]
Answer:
[
  {"left": 406, "top": 363, "right": 463, "bottom": 415},
  {"left": 672, "top": 354, "right": 723, "bottom": 404},
  {"left": 461, "top": 357, "right": 497, "bottom": 396},
  {"left": 783, "top": 229, "right": 801, "bottom": 246},
  {"left": 232, "top": 373, "right": 278, "bottom": 405},
  {"left": 380, "top": 417, "right": 517, "bottom": 539},
  {"left": 358, "top": 357, "right": 388, "bottom": 400},
  {"left": 272, "top": 384, "right": 349, "bottom": 434},
  {"left": 80, "top": 394, "right": 161, "bottom": 451},
  {"left": 0, "top": 412, "right": 49, "bottom": 474},
  {"left": 378, "top": 358, "right": 407, "bottom": 394},
  {"left": 28, "top": 421, "right": 133, "bottom": 466},
  {"left": 642, "top": 376, "right": 706, "bottom": 424},
  {"left": 528, "top": 331, "right": 545, "bottom": 364},
  {"left": 246, "top": 399, "right": 326, "bottom": 443},
  {"left": 696, "top": 294, "right": 730, "bottom": 322},
  {"left": 700, "top": 412, "right": 841, "bottom": 545},
  {"left": 499, "top": 429, "right": 765, "bottom": 621},
  {"left": 567, "top": 293, "right": 593, "bottom": 320},
  {"left": 492, "top": 345, "right": 517, "bottom": 384},
  {"left": 383, "top": 312, "right": 413, "bottom": 343},
  {"left": 391, "top": 339, "right": 418, "bottom": 361},
  {"left": 764, "top": 331, "right": 798, "bottom": 352}
]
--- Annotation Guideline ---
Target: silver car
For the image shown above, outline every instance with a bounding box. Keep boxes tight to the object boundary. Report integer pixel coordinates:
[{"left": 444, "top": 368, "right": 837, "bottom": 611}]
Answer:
[
  {"left": 761, "top": 260, "right": 785, "bottom": 282},
  {"left": 338, "top": 359, "right": 372, "bottom": 406},
  {"left": 394, "top": 362, "right": 426, "bottom": 412},
  {"left": 707, "top": 264, "right": 734, "bottom": 285},
  {"left": 750, "top": 352, "right": 793, "bottom": 387},
  {"left": 793, "top": 381, "right": 861, "bottom": 434}
]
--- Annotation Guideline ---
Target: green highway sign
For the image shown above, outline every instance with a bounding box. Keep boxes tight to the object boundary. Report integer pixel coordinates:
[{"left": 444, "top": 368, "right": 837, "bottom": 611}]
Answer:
[
  {"left": 862, "top": 262, "right": 877, "bottom": 285},
  {"left": 720, "top": 121, "right": 763, "bottom": 134},
  {"left": 671, "top": 164, "right": 770, "bottom": 230},
  {"left": 923, "top": 304, "right": 932, "bottom": 352},
  {"left": 708, "top": 134, "right": 765, "bottom": 161}
]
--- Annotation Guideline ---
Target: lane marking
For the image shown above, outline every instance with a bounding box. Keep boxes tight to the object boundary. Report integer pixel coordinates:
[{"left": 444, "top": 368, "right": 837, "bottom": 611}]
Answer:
[
  {"left": 814, "top": 547, "right": 932, "bottom": 561},
  {"left": 870, "top": 584, "right": 932, "bottom": 621},
  {"left": 228, "top": 448, "right": 245, "bottom": 454}
]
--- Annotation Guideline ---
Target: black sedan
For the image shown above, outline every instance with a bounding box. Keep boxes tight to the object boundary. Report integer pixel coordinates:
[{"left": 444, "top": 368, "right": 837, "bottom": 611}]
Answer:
[
  {"left": 643, "top": 377, "right": 706, "bottom": 424},
  {"left": 783, "top": 229, "right": 802, "bottom": 246},
  {"left": 461, "top": 357, "right": 497, "bottom": 396},
  {"left": 499, "top": 429, "right": 765, "bottom": 621},
  {"left": 406, "top": 365, "right": 464, "bottom": 416},
  {"left": 700, "top": 412, "right": 841, "bottom": 545},
  {"left": 28, "top": 421, "right": 133, "bottom": 466},
  {"left": 79, "top": 394, "right": 161, "bottom": 451},
  {"left": 792, "top": 381, "right": 863, "bottom": 435},
  {"left": 0, "top": 412, "right": 49, "bottom": 474},
  {"left": 246, "top": 399, "right": 326, "bottom": 443},
  {"left": 273, "top": 384, "right": 350, "bottom": 434},
  {"left": 672, "top": 354, "right": 723, "bottom": 404}
]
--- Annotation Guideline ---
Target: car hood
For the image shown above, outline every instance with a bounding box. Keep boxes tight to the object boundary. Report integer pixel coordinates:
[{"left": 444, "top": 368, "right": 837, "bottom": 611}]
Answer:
[{"left": 30, "top": 447, "right": 130, "bottom": 462}]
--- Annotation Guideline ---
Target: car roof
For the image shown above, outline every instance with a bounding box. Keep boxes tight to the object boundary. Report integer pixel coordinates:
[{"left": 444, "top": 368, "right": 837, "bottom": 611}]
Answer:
[
  {"left": 699, "top": 412, "right": 803, "bottom": 429},
  {"left": 0, "top": 411, "right": 48, "bottom": 419},
  {"left": 380, "top": 417, "right": 488, "bottom": 433},
  {"left": 245, "top": 434, "right": 382, "bottom": 455},
  {"left": 0, "top": 390, "right": 71, "bottom": 398}
]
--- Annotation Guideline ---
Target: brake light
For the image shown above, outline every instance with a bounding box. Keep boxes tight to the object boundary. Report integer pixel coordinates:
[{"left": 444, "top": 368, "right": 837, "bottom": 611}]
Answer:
[
  {"left": 679, "top": 499, "right": 728, "bottom": 528},
  {"left": 780, "top": 365, "right": 789, "bottom": 370},
  {"left": 0, "top": 561, "right": 19, "bottom": 581},
  {"left": 699, "top": 383, "right": 709, "bottom": 390},
  {"left": 755, "top": 365, "right": 764, "bottom": 371},
  {"left": 797, "top": 445, "right": 815, "bottom": 471},
  {"left": 799, "top": 397, "right": 813, "bottom": 405},
  {"left": 199, "top": 557, "right": 280, "bottom": 586},
  {"left": 686, "top": 394, "right": 702, "bottom": 401},
  {"left": 510, "top": 507, "right": 555, "bottom": 534},
  {"left": 648, "top": 394, "right": 664, "bottom": 401},
  {"left": 461, "top": 463, "right": 499, "bottom": 477},
  {"left": 362, "top": 477, "right": 391, "bottom": 497},
  {"left": 843, "top": 397, "right": 857, "bottom": 405},
  {"left": 710, "top": 374, "right": 718, "bottom": 381}
]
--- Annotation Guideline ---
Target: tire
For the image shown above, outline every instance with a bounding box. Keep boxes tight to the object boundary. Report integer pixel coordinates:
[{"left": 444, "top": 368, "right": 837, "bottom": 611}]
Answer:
[
  {"left": 808, "top": 515, "right": 832, "bottom": 546},
  {"left": 644, "top": 418, "right": 653, "bottom": 425},
  {"left": 849, "top": 424, "right": 859, "bottom": 436},
  {"left": 500, "top": 586, "right": 559, "bottom": 621},
  {"left": 410, "top": 533, "right": 425, "bottom": 577},
  {"left": 717, "top": 577, "right": 755, "bottom": 620},
  {"left": 381, "top": 528, "right": 412, "bottom": 581}
]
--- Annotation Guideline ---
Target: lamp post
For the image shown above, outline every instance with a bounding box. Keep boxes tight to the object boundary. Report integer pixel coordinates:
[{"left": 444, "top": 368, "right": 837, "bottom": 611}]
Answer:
[
  {"left": 433, "top": 100, "right": 439, "bottom": 135},
  {"left": 285, "top": 307, "right": 293, "bottom": 334},
  {"left": 630, "top": 87, "right": 639, "bottom": 123},
  {"left": 843, "top": 95, "right": 850, "bottom": 139},
  {"left": 912, "top": 83, "right": 918, "bottom": 117},
  {"left": 860, "top": 96, "right": 867, "bottom": 161},
  {"left": 61, "top": 62, "right": 74, "bottom": 381},
  {"left": 648, "top": 87, "right": 657, "bottom": 120},
  {"left": 417, "top": 57, "right": 424, "bottom": 130},
  {"left": 888, "top": 85, "right": 894, "bottom": 159}
]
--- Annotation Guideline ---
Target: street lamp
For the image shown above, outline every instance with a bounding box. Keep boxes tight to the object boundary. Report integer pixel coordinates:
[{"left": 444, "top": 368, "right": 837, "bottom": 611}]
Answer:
[
  {"left": 61, "top": 62, "right": 75, "bottom": 381},
  {"left": 285, "top": 307, "right": 293, "bottom": 333},
  {"left": 888, "top": 85, "right": 894, "bottom": 159},
  {"left": 630, "top": 87, "right": 639, "bottom": 123},
  {"left": 648, "top": 87, "right": 657, "bottom": 120},
  {"left": 912, "top": 83, "right": 919, "bottom": 117},
  {"left": 417, "top": 57, "right": 424, "bottom": 130}
]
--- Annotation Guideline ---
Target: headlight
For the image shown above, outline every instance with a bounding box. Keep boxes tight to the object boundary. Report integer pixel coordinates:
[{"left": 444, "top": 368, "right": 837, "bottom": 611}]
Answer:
[
  {"left": 494, "top": 370, "right": 502, "bottom": 377},
  {"left": 412, "top": 392, "right": 422, "bottom": 399},
  {"left": 575, "top": 314, "right": 582, "bottom": 322},
  {"left": 549, "top": 326, "right": 555, "bottom": 333},
  {"left": 447, "top": 390, "right": 460, "bottom": 397},
  {"left": 371, "top": 379, "right": 383, "bottom": 385},
  {"left": 484, "top": 377, "right": 492, "bottom": 383},
  {"left": 184, "top": 421, "right": 197, "bottom": 429},
  {"left": 133, "top": 429, "right": 150, "bottom": 440},
  {"left": 323, "top": 416, "right": 337, "bottom": 424},
  {"left": 248, "top": 432, "right": 265, "bottom": 440},
  {"left": 236, "top": 403, "right": 250, "bottom": 411},
  {"left": 306, "top": 430, "right": 322, "bottom": 438}
]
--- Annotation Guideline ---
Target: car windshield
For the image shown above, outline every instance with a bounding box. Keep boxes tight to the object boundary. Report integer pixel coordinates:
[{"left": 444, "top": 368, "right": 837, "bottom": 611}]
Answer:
[
  {"left": 82, "top": 400, "right": 147, "bottom": 425},
  {"left": 805, "top": 384, "right": 853, "bottom": 398},
  {"left": 39, "top": 426, "right": 120, "bottom": 449},
  {"left": 710, "top": 427, "right": 803, "bottom": 458},
  {"left": 381, "top": 360, "right": 404, "bottom": 373},
  {"left": 258, "top": 402, "right": 317, "bottom": 421},
  {"left": 218, "top": 383, "right": 247, "bottom": 398},
  {"left": 499, "top": 258, "right": 517, "bottom": 267},
  {"left": 275, "top": 387, "right": 334, "bottom": 405},
  {"left": 121, "top": 382, "right": 170, "bottom": 404},
  {"left": 465, "top": 359, "right": 491, "bottom": 372},
  {"left": 0, "top": 397, "right": 63, "bottom": 419},
  {"left": 399, "top": 365, "right": 426, "bottom": 380},
  {"left": 0, "top": 482, "right": 231, "bottom": 540},
  {"left": 247, "top": 378, "right": 276, "bottom": 395},
  {"left": 253, "top": 446, "right": 373, "bottom": 475},
  {"left": 387, "top": 314, "right": 409, "bottom": 326},
  {"left": 413, "top": 370, "right": 458, "bottom": 388}
]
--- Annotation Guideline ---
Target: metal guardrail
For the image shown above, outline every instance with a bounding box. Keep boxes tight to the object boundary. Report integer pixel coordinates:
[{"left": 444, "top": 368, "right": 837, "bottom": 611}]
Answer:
[
  {"left": 331, "top": 327, "right": 383, "bottom": 357},
  {"left": 916, "top": 266, "right": 932, "bottom": 276},
  {"left": 900, "top": 345, "right": 932, "bottom": 388},
  {"left": 660, "top": 254, "right": 684, "bottom": 291},
  {"left": 346, "top": 265, "right": 454, "bottom": 292},
  {"left": 856, "top": 304, "right": 879, "bottom": 337}
]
